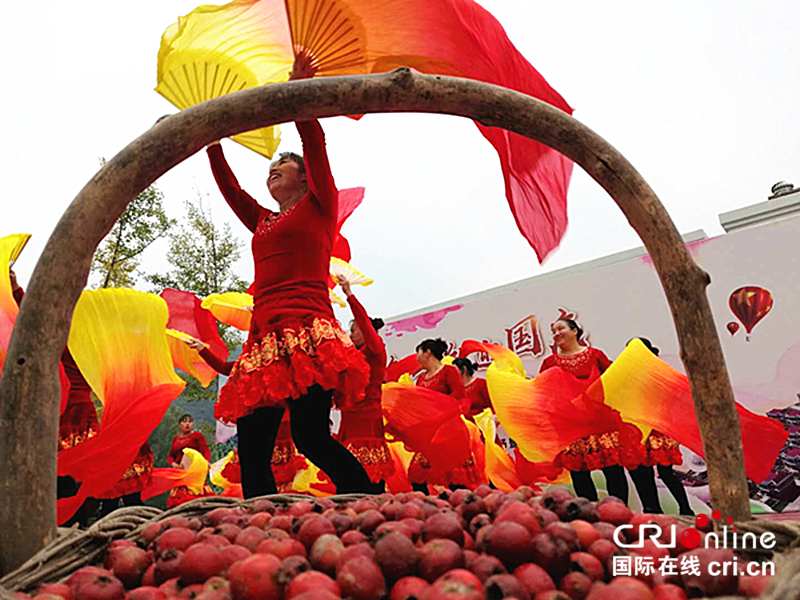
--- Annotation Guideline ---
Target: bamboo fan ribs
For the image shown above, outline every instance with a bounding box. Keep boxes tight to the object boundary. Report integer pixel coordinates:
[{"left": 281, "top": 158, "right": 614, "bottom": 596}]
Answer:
[
  {"left": 285, "top": 0, "right": 368, "bottom": 75},
  {"left": 155, "top": 0, "right": 575, "bottom": 261}
]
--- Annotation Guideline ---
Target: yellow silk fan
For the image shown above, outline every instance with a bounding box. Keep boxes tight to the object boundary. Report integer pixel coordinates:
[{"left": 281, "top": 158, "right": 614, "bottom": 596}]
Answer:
[
  {"left": 329, "top": 256, "right": 373, "bottom": 286},
  {"left": 200, "top": 291, "right": 254, "bottom": 331},
  {"left": 157, "top": 0, "right": 369, "bottom": 159},
  {"left": 8, "top": 233, "right": 31, "bottom": 267}
]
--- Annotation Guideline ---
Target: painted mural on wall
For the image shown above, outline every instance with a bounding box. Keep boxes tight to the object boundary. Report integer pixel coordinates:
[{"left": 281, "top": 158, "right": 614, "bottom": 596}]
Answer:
[{"left": 382, "top": 216, "right": 800, "bottom": 512}]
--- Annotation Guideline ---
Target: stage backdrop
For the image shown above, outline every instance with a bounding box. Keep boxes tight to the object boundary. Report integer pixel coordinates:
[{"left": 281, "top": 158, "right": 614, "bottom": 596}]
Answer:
[{"left": 381, "top": 215, "right": 800, "bottom": 512}]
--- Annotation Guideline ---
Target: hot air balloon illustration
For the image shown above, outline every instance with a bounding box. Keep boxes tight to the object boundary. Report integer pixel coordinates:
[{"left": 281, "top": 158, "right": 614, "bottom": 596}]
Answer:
[
  {"left": 726, "top": 322, "right": 740, "bottom": 336},
  {"left": 729, "top": 287, "right": 774, "bottom": 341}
]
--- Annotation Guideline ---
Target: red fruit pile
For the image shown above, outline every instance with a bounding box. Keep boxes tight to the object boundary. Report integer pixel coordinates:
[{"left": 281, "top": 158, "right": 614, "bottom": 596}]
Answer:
[{"left": 16, "top": 488, "right": 776, "bottom": 600}]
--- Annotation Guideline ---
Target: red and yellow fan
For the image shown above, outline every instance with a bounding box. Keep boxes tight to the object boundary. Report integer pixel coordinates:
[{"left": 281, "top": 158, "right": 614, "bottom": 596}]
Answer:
[
  {"left": 156, "top": 0, "right": 574, "bottom": 261},
  {"left": 0, "top": 234, "right": 30, "bottom": 377}
]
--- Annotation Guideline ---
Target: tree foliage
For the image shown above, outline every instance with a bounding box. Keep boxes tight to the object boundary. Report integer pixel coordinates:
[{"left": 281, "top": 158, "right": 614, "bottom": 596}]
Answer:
[
  {"left": 149, "top": 193, "right": 248, "bottom": 403},
  {"left": 148, "top": 195, "right": 248, "bottom": 298},
  {"left": 91, "top": 184, "right": 174, "bottom": 288}
]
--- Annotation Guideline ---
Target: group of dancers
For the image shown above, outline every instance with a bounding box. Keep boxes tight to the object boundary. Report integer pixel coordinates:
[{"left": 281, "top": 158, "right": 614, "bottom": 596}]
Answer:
[{"left": 7, "top": 63, "right": 786, "bottom": 525}]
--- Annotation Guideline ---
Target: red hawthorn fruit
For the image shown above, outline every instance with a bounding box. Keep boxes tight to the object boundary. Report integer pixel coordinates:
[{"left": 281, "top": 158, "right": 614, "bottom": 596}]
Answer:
[
  {"left": 37, "top": 584, "right": 71, "bottom": 600},
  {"left": 123, "top": 587, "right": 166, "bottom": 600},
  {"left": 285, "top": 571, "right": 341, "bottom": 599},
  {"left": 179, "top": 544, "right": 225, "bottom": 585},
  {"left": 422, "top": 513, "right": 465, "bottom": 546},
  {"left": 389, "top": 577, "right": 430, "bottom": 600},
  {"left": 484, "top": 573, "right": 531, "bottom": 599},
  {"left": 513, "top": 563, "right": 556, "bottom": 596},
  {"left": 227, "top": 554, "right": 283, "bottom": 600},
  {"left": 336, "top": 556, "right": 387, "bottom": 600},
  {"left": 418, "top": 539, "right": 465, "bottom": 583},
  {"left": 421, "top": 569, "right": 483, "bottom": 600},
  {"left": 375, "top": 532, "right": 420, "bottom": 582},
  {"left": 309, "top": 534, "right": 345, "bottom": 577},
  {"left": 652, "top": 584, "right": 688, "bottom": 600}
]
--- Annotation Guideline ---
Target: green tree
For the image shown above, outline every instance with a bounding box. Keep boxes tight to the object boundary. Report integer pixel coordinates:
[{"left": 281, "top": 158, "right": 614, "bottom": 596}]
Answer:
[
  {"left": 149, "top": 193, "right": 248, "bottom": 403},
  {"left": 91, "top": 183, "right": 175, "bottom": 288},
  {"left": 148, "top": 195, "right": 248, "bottom": 298}
]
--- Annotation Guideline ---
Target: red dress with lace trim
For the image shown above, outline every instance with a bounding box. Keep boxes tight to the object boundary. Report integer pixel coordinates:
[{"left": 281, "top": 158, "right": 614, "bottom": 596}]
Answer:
[
  {"left": 99, "top": 442, "right": 154, "bottom": 499},
  {"left": 409, "top": 365, "right": 483, "bottom": 487},
  {"left": 540, "top": 347, "right": 644, "bottom": 471},
  {"left": 198, "top": 348, "right": 303, "bottom": 490},
  {"left": 465, "top": 377, "right": 492, "bottom": 420},
  {"left": 336, "top": 294, "right": 393, "bottom": 483},
  {"left": 13, "top": 288, "right": 99, "bottom": 450},
  {"left": 207, "top": 121, "right": 368, "bottom": 423}
]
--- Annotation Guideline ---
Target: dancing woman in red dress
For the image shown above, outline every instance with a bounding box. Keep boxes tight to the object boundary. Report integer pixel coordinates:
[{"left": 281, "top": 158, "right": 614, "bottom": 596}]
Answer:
[
  {"left": 540, "top": 318, "right": 638, "bottom": 502},
  {"left": 626, "top": 337, "right": 692, "bottom": 515},
  {"left": 335, "top": 277, "right": 393, "bottom": 486},
  {"left": 454, "top": 358, "right": 492, "bottom": 420},
  {"left": 409, "top": 339, "right": 485, "bottom": 492},
  {"left": 205, "top": 59, "right": 373, "bottom": 498},
  {"left": 184, "top": 338, "right": 304, "bottom": 492},
  {"left": 165, "top": 414, "right": 213, "bottom": 507}
]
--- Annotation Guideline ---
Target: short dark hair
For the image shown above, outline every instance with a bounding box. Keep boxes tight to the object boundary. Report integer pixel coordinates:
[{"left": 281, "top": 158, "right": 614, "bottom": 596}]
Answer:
[
  {"left": 370, "top": 317, "right": 385, "bottom": 332},
  {"left": 276, "top": 152, "right": 305, "bottom": 175},
  {"left": 629, "top": 337, "right": 660, "bottom": 356},
  {"left": 556, "top": 318, "right": 584, "bottom": 341},
  {"left": 179, "top": 414, "right": 193, "bottom": 423},
  {"left": 453, "top": 357, "right": 477, "bottom": 376},
  {"left": 416, "top": 338, "right": 448, "bottom": 360}
]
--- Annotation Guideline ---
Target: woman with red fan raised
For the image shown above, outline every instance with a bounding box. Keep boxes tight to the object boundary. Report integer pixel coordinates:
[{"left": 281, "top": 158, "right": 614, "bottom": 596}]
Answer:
[
  {"left": 204, "top": 54, "right": 374, "bottom": 497},
  {"left": 334, "top": 275, "right": 393, "bottom": 488},
  {"left": 540, "top": 318, "right": 640, "bottom": 503}
]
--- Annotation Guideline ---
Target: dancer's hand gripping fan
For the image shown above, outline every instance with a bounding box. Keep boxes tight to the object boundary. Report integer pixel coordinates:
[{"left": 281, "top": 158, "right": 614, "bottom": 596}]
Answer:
[
  {"left": 58, "top": 289, "right": 185, "bottom": 524},
  {"left": 156, "top": 0, "right": 574, "bottom": 261}
]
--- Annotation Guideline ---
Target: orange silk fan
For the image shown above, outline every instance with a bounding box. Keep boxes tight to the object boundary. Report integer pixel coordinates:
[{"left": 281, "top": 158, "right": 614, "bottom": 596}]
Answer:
[{"left": 157, "top": 0, "right": 574, "bottom": 261}]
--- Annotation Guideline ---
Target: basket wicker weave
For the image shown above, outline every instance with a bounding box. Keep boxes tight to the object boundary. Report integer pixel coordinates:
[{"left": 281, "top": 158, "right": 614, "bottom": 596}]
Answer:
[
  {"left": 0, "top": 493, "right": 365, "bottom": 595},
  {"left": 2, "top": 498, "right": 800, "bottom": 599}
]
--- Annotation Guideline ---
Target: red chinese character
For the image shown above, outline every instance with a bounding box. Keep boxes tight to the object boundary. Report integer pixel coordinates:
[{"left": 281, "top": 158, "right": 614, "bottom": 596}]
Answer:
[{"left": 505, "top": 315, "right": 543, "bottom": 357}]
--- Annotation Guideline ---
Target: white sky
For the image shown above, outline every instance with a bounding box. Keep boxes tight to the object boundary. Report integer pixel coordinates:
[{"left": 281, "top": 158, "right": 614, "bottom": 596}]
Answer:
[{"left": 2, "top": 1, "right": 798, "bottom": 322}]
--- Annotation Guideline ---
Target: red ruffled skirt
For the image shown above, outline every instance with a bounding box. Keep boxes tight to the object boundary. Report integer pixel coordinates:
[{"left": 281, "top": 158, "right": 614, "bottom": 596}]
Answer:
[
  {"left": 642, "top": 430, "right": 682, "bottom": 467},
  {"left": 167, "top": 484, "right": 214, "bottom": 508},
  {"left": 99, "top": 450, "right": 154, "bottom": 499},
  {"left": 59, "top": 395, "right": 99, "bottom": 451},
  {"left": 559, "top": 431, "right": 645, "bottom": 472},
  {"left": 216, "top": 317, "right": 369, "bottom": 423},
  {"left": 408, "top": 452, "right": 484, "bottom": 488},
  {"left": 338, "top": 407, "right": 394, "bottom": 483}
]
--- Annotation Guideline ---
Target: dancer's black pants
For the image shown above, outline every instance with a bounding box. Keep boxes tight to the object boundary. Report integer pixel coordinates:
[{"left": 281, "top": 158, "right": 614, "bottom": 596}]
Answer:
[
  {"left": 571, "top": 466, "right": 628, "bottom": 503},
  {"left": 628, "top": 465, "right": 693, "bottom": 515},
  {"left": 237, "top": 384, "right": 373, "bottom": 498}
]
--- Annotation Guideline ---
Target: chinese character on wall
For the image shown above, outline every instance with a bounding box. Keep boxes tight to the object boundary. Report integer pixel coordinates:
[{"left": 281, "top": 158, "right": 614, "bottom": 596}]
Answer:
[{"left": 505, "top": 315, "right": 544, "bottom": 357}]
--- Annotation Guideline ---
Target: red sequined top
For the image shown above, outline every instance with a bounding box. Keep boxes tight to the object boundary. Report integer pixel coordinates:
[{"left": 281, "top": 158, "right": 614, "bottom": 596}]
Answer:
[
  {"left": 465, "top": 377, "right": 492, "bottom": 416},
  {"left": 168, "top": 431, "right": 211, "bottom": 466},
  {"left": 207, "top": 121, "right": 337, "bottom": 338},
  {"left": 347, "top": 294, "right": 386, "bottom": 412},
  {"left": 416, "top": 365, "right": 466, "bottom": 400},
  {"left": 540, "top": 347, "right": 612, "bottom": 380}
]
